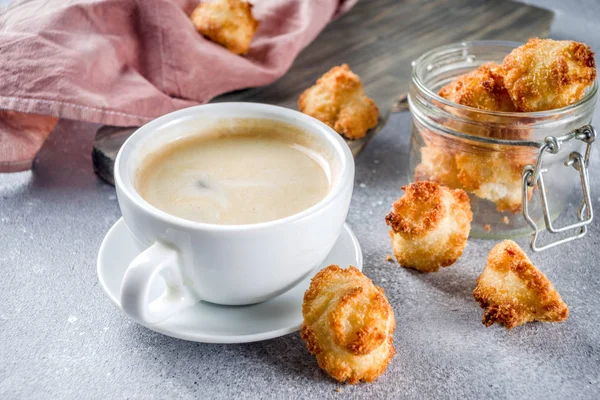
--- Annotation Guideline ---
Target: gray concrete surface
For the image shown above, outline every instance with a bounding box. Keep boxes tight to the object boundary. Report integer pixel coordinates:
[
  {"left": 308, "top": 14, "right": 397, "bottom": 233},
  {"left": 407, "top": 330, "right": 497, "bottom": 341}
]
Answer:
[{"left": 2, "top": 1, "right": 600, "bottom": 399}]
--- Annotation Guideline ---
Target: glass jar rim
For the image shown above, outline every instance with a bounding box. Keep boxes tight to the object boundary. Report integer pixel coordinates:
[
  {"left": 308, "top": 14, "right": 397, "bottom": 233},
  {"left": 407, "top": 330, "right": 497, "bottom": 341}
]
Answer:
[{"left": 412, "top": 40, "right": 598, "bottom": 120}]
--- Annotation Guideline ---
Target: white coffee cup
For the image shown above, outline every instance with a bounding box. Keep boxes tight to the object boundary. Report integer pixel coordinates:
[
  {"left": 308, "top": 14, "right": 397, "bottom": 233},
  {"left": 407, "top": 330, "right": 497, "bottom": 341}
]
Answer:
[{"left": 115, "top": 103, "right": 354, "bottom": 325}]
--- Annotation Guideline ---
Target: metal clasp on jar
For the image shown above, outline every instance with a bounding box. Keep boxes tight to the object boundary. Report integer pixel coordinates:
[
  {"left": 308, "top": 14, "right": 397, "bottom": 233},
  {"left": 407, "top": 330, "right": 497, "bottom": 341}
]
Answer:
[{"left": 522, "top": 125, "right": 596, "bottom": 251}]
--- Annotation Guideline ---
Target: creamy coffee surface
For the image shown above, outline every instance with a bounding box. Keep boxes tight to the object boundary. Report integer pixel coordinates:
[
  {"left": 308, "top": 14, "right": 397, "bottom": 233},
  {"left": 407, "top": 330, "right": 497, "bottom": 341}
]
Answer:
[{"left": 136, "top": 121, "right": 331, "bottom": 225}]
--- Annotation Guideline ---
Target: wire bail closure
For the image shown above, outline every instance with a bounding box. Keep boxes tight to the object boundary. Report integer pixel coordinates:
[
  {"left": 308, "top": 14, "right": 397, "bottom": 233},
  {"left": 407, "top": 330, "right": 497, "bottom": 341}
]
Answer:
[{"left": 522, "top": 125, "right": 595, "bottom": 251}]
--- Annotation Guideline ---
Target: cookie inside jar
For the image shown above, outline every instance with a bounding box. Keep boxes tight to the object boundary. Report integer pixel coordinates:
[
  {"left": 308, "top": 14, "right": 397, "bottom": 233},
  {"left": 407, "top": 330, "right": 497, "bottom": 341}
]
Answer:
[{"left": 408, "top": 40, "right": 598, "bottom": 238}]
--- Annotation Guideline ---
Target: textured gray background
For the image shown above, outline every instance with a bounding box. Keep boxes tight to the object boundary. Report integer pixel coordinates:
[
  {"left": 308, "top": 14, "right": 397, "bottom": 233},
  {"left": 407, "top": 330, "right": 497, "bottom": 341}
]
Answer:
[{"left": 2, "top": 0, "right": 600, "bottom": 399}]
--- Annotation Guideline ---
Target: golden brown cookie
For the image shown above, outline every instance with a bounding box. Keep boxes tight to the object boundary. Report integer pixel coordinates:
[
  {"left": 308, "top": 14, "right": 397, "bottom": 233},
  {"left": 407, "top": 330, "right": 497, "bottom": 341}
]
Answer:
[
  {"left": 298, "top": 64, "right": 379, "bottom": 140},
  {"left": 414, "top": 144, "right": 464, "bottom": 190},
  {"left": 301, "top": 265, "right": 396, "bottom": 384},
  {"left": 473, "top": 240, "right": 569, "bottom": 330},
  {"left": 454, "top": 149, "right": 531, "bottom": 214},
  {"left": 502, "top": 38, "right": 596, "bottom": 112},
  {"left": 439, "top": 62, "right": 516, "bottom": 112},
  {"left": 385, "top": 181, "right": 472, "bottom": 272},
  {"left": 191, "top": 0, "right": 259, "bottom": 55}
]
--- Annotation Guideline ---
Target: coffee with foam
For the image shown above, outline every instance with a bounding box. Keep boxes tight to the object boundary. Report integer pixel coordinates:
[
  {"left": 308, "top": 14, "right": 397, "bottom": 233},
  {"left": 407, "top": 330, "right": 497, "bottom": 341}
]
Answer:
[{"left": 136, "top": 119, "right": 331, "bottom": 225}]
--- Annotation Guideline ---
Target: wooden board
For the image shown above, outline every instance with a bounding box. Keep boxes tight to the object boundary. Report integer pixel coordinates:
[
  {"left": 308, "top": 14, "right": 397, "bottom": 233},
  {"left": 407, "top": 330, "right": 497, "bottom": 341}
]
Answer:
[{"left": 93, "top": 0, "right": 553, "bottom": 185}]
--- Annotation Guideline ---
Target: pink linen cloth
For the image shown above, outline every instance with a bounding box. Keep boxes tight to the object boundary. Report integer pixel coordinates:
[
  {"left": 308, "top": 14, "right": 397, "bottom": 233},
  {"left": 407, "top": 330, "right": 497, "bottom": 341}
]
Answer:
[{"left": 0, "top": 0, "right": 356, "bottom": 172}]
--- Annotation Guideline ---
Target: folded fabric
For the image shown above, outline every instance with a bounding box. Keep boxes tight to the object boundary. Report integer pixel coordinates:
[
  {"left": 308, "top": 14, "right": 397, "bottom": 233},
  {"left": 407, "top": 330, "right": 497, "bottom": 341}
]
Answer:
[{"left": 0, "top": 0, "right": 356, "bottom": 172}]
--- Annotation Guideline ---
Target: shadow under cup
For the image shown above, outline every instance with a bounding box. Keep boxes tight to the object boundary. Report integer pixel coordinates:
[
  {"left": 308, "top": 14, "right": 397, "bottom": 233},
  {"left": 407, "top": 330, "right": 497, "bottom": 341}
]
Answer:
[{"left": 114, "top": 103, "right": 354, "bottom": 322}]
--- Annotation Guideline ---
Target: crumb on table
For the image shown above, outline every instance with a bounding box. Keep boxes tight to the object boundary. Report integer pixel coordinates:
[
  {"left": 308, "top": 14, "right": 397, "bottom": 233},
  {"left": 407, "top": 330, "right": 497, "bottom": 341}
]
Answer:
[
  {"left": 335, "top": 388, "right": 343, "bottom": 393},
  {"left": 484, "top": 224, "right": 491, "bottom": 232},
  {"left": 386, "top": 254, "right": 394, "bottom": 262},
  {"left": 502, "top": 216, "right": 510, "bottom": 224}
]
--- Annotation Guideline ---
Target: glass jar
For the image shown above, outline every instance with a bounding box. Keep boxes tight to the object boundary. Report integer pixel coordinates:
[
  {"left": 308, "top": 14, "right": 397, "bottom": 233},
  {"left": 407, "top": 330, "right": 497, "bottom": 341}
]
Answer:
[{"left": 408, "top": 41, "right": 597, "bottom": 246}]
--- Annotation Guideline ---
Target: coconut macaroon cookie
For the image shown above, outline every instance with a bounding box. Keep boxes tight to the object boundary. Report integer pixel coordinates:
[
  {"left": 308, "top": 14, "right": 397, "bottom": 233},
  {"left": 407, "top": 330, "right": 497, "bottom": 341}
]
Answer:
[
  {"left": 414, "top": 144, "right": 464, "bottom": 190},
  {"left": 473, "top": 240, "right": 569, "bottom": 330},
  {"left": 502, "top": 38, "right": 596, "bottom": 112},
  {"left": 454, "top": 150, "right": 529, "bottom": 213},
  {"left": 385, "top": 181, "right": 472, "bottom": 272},
  {"left": 191, "top": 0, "right": 259, "bottom": 55},
  {"left": 298, "top": 64, "right": 379, "bottom": 140},
  {"left": 438, "top": 62, "right": 517, "bottom": 112},
  {"left": 301, "top": 265, "right": 396, "bottom": 384}
]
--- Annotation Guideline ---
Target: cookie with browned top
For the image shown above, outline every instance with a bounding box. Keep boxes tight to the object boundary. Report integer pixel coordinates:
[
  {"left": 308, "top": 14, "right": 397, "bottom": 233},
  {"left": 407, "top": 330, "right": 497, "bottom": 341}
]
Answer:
[
  {"left": 191, "top": 0, "right": 259, "bottom": 55},
  {"left": 301, "top": 265, "right": 395, "bottom": 384},
  {"left": 439, "top": 62, "right": 516, "bottom": 112},
  {"left": 414, "top": 144, "right": 464, "bottom": 190},
  {"left": 502, "top": 38, "right": 596, "bottom": 112},
  {"left": 473, "top": 240, "right": 569, "bottom": 329},
  {"left": 454, "top": 149, "right": 533, "bottom": 214},
  {"left": 385, "top": 181, "right": 472, "bottom": 272},
  {"left": 298, "top": 64, "right": 379, "bottom": 140}
]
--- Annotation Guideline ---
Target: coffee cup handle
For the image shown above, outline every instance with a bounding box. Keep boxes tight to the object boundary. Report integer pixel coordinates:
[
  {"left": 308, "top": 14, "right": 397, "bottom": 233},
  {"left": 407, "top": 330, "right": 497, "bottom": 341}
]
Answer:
[{"left": 120, "top": 241, "right": 198, "bottom": 325}]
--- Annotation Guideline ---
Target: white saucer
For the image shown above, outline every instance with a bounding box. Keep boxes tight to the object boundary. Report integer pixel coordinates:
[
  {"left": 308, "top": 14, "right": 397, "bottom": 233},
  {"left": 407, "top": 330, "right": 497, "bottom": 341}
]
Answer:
[{"left": 97, "top": 218, "right": 362, "bottom": 343}]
